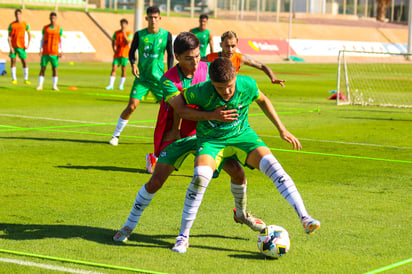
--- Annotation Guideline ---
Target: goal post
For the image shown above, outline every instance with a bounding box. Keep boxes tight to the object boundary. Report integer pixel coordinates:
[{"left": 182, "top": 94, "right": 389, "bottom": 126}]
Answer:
[{"left": 336, "top": 50, "right": 412, "bottom": 108}]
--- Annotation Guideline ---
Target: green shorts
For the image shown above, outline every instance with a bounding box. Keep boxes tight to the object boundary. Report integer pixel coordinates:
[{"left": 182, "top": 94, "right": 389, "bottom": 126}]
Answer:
[
  {"left": 130, "top": 77, "right": 163, "bottom": 102},
  {"left": 113, "top": 57, "right": 128, "bottom": 66},
  {"left": 9, "top": 47, "right": 27, "bottom": 59},
  {"left": 157, "top": 135, "right": 197, "bottom": 170},
  {"left": 157, "top": 135, "right": 223, "bottom": 178},
  {"left": 196, "top": 127, "right": 267, "bottom": 169},
  {"left": 41, "top": 55, "right": 59, "bottom": 68}
]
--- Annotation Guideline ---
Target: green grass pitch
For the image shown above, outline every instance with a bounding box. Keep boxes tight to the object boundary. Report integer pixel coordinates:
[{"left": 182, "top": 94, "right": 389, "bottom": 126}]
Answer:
[{"left": 0, "top": 62, "right": 411, "bottom": 273}]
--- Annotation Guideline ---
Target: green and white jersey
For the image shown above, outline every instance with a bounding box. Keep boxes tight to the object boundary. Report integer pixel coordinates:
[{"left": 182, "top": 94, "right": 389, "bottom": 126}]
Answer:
[
  {"left": 161, "top": 64, "right": 210, "bottom": 102},
  {"left": 136, "top": 28, "right": 170, "bottom": 82},
  {"left": 184, "top": 75, "right": 261, "bottom": 139},
  {"left": 191, "top": 28, "right": 210, "bottom": 57}
]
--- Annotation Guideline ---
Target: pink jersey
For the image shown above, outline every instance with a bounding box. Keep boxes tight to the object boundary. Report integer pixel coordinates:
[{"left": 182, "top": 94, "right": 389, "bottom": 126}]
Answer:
[{"left": 154, "top": 61, "right": 209, "bottom": 157}]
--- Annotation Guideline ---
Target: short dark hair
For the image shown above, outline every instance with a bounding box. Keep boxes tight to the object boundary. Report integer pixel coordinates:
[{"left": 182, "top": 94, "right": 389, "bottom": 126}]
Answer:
[
  {"left": 209, "top": 57, "right": 236, "bottom": 83},
  {"left": 199, "top": 14, "right": 208, "bottom": 20},
  {"left": 173, "top": 32, "right": 200, "bottom": 55},
  {"left": 50, "top": 12, "right": 57, "bottom": 17},
  {"left": 15, "top": 9, "right": 22, "bottom": 16},
  {"left": 147, "top": 6, "right": 160, "bottom": 15},
  {"left": 120, "top": 18, "right": 128, "bottom": 25}
]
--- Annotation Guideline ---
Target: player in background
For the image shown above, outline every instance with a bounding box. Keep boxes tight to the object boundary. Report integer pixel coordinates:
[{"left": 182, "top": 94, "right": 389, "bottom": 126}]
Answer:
[
  {"left": 105, "top": 19, "right": 132, "bottom": 91},
  {"left": 37, "top": 12, "right": 63, "bottom": 91},
  {"left": 8, "top": 9, "right": 31, "bottom": 85},
  {"left": 113, "top": 32, "right": 264, "bottom": 242},
  {"left": 205, "top": 30, "right": 285, "bottom": 88},
  {"left": 190, "top": 14, "right": 214, "bottom": 58},
  {"left": 171, "top": 58, "right": 320, "bottom": 253},
  {"left": 109, "top": 6, "right": 174, "bottom": 174}
]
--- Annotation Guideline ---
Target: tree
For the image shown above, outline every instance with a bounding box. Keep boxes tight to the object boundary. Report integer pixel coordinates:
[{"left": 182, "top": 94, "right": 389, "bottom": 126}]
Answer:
[{"left": 376, "top": 0, "right": 391, "bottom": 22}]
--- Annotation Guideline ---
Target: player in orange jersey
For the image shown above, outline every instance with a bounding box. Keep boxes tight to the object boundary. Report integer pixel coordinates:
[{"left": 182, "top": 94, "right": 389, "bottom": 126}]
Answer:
[
  {"left": 205, "top": 30, "right": 285, "bottom": 87},
  {"left": 106, "top": 19, "right": 133, "bottom": 91},
  {"left": 8, "top": 9, "right": 31, "bottom": 85},
  {"left": 37, "top": 12, "right": 63, "bottom": 91}
]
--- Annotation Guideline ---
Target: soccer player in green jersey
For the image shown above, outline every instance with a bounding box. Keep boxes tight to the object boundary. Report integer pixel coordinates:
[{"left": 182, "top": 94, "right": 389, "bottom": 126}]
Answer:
[
  {"left": 109, "top": 6, "right": 174, "bottom": 152},
  {"left": 112, "top": 32, "right": 264, "bottom": 243},
  {"left": 171, "top": 57, "right": 320, "bottom": 253},
  {"left": 190, "top": 14, "right": 214, "bottom": 58}
]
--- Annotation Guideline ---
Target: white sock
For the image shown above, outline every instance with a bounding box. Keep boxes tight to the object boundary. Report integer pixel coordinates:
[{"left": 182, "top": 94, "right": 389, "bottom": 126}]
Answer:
[
  {"left": 113, "top": 117, "right": 128, "bottom": 137},
  {"left": 231, "top": 181, "right": 247, "bottom": 217},
  {"left": 179, "top": 166, "right": 213, "bottom": 237},
  {"left": 119, "top": 77, "right": 126, "bottom": 89},
  {"left": 38, "top": 76, "right": 44, "bottom": 87},
  {"left": 23, "top": 67, "right": 29, "bottom": 80},
  {"left": 123, "top": 185, "right": 155, "bottom": 230},
  {"left": 259, "top": 154, "right": 309, "bottom": 220},
  {"left": 52, "top": 76, "right": 58, "bottom": 87},
  {"left": 11, "top": 67, "right": 17, "bottom": 80},
  {"left": 108, "top": 76, "right": 115, "bottom": 87}
]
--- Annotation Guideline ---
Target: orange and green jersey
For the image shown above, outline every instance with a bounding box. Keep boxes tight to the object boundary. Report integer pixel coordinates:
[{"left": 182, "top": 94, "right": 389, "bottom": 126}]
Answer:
[
  {"left": 42, "top": 24, "right": 63, "bottom": 56},
  {"left": 8, "top": 21, "right": 30, "bottom": 49},
  {"left": 207, "top": 52, "right": 243, "bottom": 72},
  {"left": 112, "top": 30, "right": 132, "bottom": 58}
]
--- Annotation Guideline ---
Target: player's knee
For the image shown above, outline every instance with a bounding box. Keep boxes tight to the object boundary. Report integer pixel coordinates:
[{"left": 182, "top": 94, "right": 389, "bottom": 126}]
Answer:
[
  {"left": 145, "top": 176, "right": 164, "bottom": 193},
  {"left": 224, "top": 160, "right": 245, "bottom": 184}
]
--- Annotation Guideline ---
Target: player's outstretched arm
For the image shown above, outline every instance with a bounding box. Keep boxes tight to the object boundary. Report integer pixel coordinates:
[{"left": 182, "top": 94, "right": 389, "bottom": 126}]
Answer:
[
  {"left": 242, "top": 55, "right": 285, "bottom": 88},
  {"left": 255, "top": 92, "right": 302, "bottom": 151},
  {"left": 168, "top": 94, "right": 238, "bottom": 122}
]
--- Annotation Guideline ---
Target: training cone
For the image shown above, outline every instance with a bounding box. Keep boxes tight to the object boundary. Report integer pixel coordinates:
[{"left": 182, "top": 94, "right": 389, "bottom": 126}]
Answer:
[{"left": 69, "top": 86, "right": 78, "bottom": 91}]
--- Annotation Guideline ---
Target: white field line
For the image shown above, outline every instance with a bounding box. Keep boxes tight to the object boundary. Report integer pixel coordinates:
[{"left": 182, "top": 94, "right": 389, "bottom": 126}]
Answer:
[
  {"left": 0, "top": 113, "right": 155, "bottom": 129},
  {"left": 1, "top": 113, "right": 409, "bottom": 150},
  {"left": 0, "top": 257, "right": 104, "bottom": 274},
  {"left": 259, "top": 135, "right": 412, "bottom": 150}
]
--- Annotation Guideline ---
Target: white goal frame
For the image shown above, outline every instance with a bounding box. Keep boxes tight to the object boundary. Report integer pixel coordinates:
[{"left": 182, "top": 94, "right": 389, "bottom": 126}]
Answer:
[{"left": 336, "top": 50, "right": 412, "bottom": 108}]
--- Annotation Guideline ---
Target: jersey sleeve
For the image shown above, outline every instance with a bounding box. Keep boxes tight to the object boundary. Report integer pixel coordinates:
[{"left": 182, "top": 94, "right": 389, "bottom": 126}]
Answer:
[
  {"left": 42, "top": 28, "right": 45, "bottom": 35},
  {"left": 112, "top": 32, "right": 116, "bottom": 40},
  {"left": 247, "top": 76, "right": 261, "bottom": 101},
  {"left": 8, "top": 24, "right": 12, "bottom": 33},
  {"left": 60, "top": 28, "right": 63, "bottom": 36},
  {"left": 127, "top": 32, "right": 133, "bottom": 40},
  {"left": 26, "top": 24, "right": 30, "bottom": 31},
  {"left": 166, "top": 32, "right": 174, "bottom": 70},
  {"left": 161, "top": 75, "right": 180, "bottom": 102},
  {"left": 183, "top": 84, "right": 203, "bottom": 106},
  {"left": 129, "top": 31, "right": 139, "bottom": 65}
]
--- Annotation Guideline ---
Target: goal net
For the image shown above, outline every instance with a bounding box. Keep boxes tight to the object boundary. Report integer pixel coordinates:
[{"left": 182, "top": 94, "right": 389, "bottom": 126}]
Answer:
[{"left": 337, "top": 50, "right": 412, "bottom": 108}]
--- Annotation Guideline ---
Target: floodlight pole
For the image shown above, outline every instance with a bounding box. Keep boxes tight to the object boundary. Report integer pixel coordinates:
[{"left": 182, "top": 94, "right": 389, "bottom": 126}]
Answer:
[
  {"left": 134, "top": 0, "right": 144, "bottom": 33},
  {"left": 287, "top": 0, "right": 293, "bottom": 60},
  {"left": 408, "top": 0, "right": 412, "bottom": 60}
]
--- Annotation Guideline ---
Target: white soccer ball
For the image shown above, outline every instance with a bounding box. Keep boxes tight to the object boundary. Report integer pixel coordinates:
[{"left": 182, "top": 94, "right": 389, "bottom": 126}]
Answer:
[{"left": 257, "top": 225, "right": 290, "bottom": 258}]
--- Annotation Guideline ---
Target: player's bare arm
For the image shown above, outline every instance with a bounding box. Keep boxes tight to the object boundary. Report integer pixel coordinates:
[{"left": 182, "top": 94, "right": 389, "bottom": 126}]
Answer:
[
  {"left": 168, "top": 93, "right": 238, "bottom": 122},
  {"left": 8, "top": 33, "right": 14, "bottom": 54},
  {"left": 242, "top": 55, "right": 286, "bottom": 88},
  {"left": 255, "top": 92, "right": 301, "bottom": 151},
  {"left": 26, "top": 30, "right": 31, "bottom": 49},
  {"left": 209, "top": 33, "right": 214, "bottom": 53}
]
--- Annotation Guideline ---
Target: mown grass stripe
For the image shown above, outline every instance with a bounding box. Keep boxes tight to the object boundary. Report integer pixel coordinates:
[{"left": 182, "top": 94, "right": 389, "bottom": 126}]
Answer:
[
  {"left": 0, "top": 249, "right": 167, "bottom": 274},
  {"left": 363, "top": 258, "right": 412, "bottom": 274}
]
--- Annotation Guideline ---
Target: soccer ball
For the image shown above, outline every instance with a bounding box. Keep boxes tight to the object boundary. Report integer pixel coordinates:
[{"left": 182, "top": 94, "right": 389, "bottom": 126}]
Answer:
[{"left": 257, "top": 225, "right": 290, "bottom": 258}]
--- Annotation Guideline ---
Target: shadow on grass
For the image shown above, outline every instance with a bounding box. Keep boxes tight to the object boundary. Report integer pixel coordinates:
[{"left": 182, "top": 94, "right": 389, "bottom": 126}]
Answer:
[
  {"left": 343, "top": 116, "right": 412, "bottom": 122},
  {"left": 0, "top": 223, "right": 256, "bottom": 255},
  {"left": 56, "top": 164, "right": 193, "bottom": 177},
  {"left": 0, "top": 136, "right": 137, "bottom": 145},
  {"left": 56, "top": 165, "right": 147, "bottom": 174},
  {"left": 228, "top": 253, "right": 269, "bottom": 260}
]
